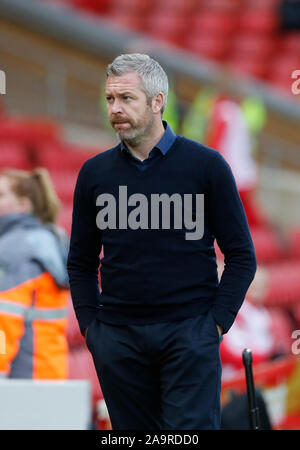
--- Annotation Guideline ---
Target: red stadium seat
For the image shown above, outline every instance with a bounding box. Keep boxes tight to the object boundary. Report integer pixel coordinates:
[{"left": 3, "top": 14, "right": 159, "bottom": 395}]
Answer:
[
  {"left": 184, "top": 33, "right": 230, "bottom": 61},
  {"left": 145, "top": 13, "right": 188, "bottom": 47},
  {"left": 70, "top": 0, "right": 109, "bottom": 15},
  {"left": 65, "top": 149, "right": 100, "bottom": 170},
  {"left": 218, "top": 226, "right": 287, "bottom": 265},
  {"left": 243, "top": 0, "right": 282, "bottom": 10},
  {"left": 50, "top": 170, "right": 78, "bottom": 204},
  {"left": 267, "top": 53, "right": 300, "bottom": 76},
  {"left": 108, "top": 0, "right": 149, "bottom": 30},
  {"left": 261, "top": 261, "right": 300, "bottom": 306},
  {"left": 230, "top": 34, "right": 276, "bottom": 59},
  {"left": 189, "top": 11, "right": 237, "bottom": 35},
  {"left": 292, "top": 303, "right": 300, "bottom": 330},
  {"left": 0, "top": 141, "right": 31, "bottom": 170},
  {"left": 287, "top": 227, "right": 300, "bottom": 259},
  {"left": 34, "top": 142, "right": 62, "bottom": 170},
  {"left": 279, "top": 32, "right": 300, "bottom": 54},
  {"left": 108, "top": 0, "right": 151, "bottom": 14},
  {"left": 0, "top": 117, "right": 60, "bottom": 144},
  {"left": 151, "top": 0, "right": 196, "bottom": 13},
  {"left": 266, "top": 55, "right": 300, "bottom": 95},
  {"left": 238, "top": 10, "right": 279, "bottom": 34},
  {"left": 198, "top": 0, "right": 241, "bottom": 11},
  {"left": 36, "top": 142, "right": 100, "bottom": 172},
  {"left": 250, "top": 227, "right": 287, "bottom": 263},
  {"left": 58, "top": 204, "right": 73, "bottom": 235}
]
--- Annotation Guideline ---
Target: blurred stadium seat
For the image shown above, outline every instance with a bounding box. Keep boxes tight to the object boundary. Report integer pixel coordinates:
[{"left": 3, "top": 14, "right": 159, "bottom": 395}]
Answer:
[
  {"left": 0, "top": 116, "right": 60, "bottom": 143},
  {"left": 249, "top": 227, "right": 287, "bottom": 263},
  {"left": 58, "top": 203, "right": 73, "bottom": 234},
  {"left": 188, "top": 10, "right": 237, "bottom": 36},
  {"left": 287, "top": 226, "right": 300, "bottom": 259},
  {"left": 109, "top": 0, "right": 150, "bottom": 13},
  {"left": 199, "top": 0, "right": 241, "bottom": 11},
  {"left": 280, "top": 31, "right": 300, "bottom": 54},
  {"left": 230, "top": 34, "right": 276, "bottom": 60},
  {"left": 71, "top": 0, "right": 109, "bottom": 15},
  {"left": 0, "top": 141, "right": 31, "bottom": 170},
  {"left": 58, "top": 0, "right": 298, "bottom": 94},
  {"left": 145, "top": 12, "right": 188, "bottom": 47},
  {"left": 267, "top": 54, "right": 300, "bottom": 94},
  {"left": 262, "top": 261, "right": 300, "bottom": 306},
  {"left": 155, "top": 0, "right": 196, "bottom": 13},
  {"left": 36, "top": 141, "right": 99, "bottom": 172},
  {"left": 238, "top": 9, "right": 279, "bottom": 34},
  {"left": 185, "top": 34, "right": 230, "bottom": 61},
  {"left": 50, "top": 170, "right": 78, "bottom": 203},
  {"left": 244, "top": 0, "right": 282, "bottom": 8}
]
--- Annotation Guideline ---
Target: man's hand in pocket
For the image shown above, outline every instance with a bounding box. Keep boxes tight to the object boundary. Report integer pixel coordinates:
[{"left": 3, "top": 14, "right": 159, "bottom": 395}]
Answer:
[
  {"left": 216, "top": 324, "right": 223, "bottom": 338},
  {"left": 83, "top": 328, "right": 88, "bottom": 340}
]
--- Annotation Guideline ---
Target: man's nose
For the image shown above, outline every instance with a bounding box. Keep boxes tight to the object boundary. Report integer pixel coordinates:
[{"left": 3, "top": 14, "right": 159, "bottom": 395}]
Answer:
[{"left": 110, "top": 99, "right": 123, "bottom": 115}]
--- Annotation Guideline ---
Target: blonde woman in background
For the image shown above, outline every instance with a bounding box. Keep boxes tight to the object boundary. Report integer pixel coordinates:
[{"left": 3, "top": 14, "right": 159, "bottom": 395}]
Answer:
[{"left": 0, "top": 168, "right": 69, "bottom": 379}]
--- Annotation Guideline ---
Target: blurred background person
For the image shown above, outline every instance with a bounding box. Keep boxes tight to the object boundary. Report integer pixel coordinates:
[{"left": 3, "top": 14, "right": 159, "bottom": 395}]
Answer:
[
  {"left": 1, "top": 0, "right": 300, "bottom": 430},
  {"left": 0, "top": 168, "right": 69, "bottom": 379}
]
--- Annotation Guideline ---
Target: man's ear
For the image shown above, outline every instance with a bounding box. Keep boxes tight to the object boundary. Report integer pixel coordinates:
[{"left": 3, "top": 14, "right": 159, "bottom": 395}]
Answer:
[{"left": 152, "top": 93, "right": 164, "bottom": 114}]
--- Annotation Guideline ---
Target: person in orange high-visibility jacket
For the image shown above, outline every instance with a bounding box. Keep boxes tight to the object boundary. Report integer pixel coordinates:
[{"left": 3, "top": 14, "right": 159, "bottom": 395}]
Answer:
[{"left": 0, "top": 167, "right": 69, "bottom": 379}]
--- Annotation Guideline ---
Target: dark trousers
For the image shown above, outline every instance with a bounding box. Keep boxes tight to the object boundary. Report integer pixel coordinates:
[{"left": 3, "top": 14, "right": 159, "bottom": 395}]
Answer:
[{"left": 86, "top": 309, "right": 222, "bottom": 430}]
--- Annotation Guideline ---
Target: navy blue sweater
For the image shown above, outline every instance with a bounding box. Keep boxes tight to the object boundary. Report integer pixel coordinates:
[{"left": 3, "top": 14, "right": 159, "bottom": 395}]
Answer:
[{"left": 67, "top": 135, "right": 257, "bottom": 336}]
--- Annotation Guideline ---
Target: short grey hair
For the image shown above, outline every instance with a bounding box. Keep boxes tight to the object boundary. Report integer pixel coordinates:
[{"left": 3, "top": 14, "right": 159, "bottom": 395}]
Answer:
[{"left": 106, "top": 53, "right": 169, "bottom": 114}]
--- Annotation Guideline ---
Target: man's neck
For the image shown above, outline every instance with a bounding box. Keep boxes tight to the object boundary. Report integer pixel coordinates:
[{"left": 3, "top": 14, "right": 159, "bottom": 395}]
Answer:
[{"left": 124, "top": 120, "right": 165, "bottom": 162}]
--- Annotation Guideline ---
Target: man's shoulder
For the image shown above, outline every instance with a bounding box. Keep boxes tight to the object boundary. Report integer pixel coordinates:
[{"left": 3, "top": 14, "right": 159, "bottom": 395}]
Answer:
[
  {"left": 87, "top": 143, "right": 120, "bottom": 163},
  {"left": 80, "top": 143, "right": 121, "bottom": 171},
  {"left": 176, "top": 135, "right": 220, "bottom": 161}
]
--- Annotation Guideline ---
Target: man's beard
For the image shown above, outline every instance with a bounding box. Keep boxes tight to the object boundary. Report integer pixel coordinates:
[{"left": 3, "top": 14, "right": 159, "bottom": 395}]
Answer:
[{"left": 112, "top": 112, "right": 154, "bottom": 147}]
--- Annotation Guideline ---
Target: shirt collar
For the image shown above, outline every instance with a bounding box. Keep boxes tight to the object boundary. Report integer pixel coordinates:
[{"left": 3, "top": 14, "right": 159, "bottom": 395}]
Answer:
[{"left": 120, "top": 120, "right": 176, "bottom": 156}]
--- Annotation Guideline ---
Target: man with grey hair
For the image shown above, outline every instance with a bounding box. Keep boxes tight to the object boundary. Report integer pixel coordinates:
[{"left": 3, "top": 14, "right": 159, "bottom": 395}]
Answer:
[
  {"left": 105, "top": 53, "right": 169, "bottom": 160},
  {"left": 67, "top": 53, "right": 257, "bottom": 429}
]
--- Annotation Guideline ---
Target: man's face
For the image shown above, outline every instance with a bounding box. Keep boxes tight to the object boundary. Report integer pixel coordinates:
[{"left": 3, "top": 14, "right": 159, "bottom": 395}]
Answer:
[{"left": 105, "top": 72, "right": 155, "bottom": 145}]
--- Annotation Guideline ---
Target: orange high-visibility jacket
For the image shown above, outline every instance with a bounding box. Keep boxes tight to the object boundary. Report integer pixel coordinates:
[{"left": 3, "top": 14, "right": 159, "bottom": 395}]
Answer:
[{"left": 0, "top": 213, "right": 69, "bottom": 379}]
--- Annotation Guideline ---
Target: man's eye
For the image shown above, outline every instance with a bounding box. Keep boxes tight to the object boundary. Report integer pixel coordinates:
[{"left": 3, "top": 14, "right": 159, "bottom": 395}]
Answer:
[
  {"left": 106, "top": 97, "right": 112, "bottom": 101},
  {"left": 123, "top": 96, "right": 131, "bottom": 100}
]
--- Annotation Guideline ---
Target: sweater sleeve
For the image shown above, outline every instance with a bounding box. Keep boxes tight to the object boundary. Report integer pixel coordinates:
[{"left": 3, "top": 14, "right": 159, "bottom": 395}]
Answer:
[
  {"left": 207, "top": 151, "right": 257, "bottom": 333},
  {"left": 67, "top": 162, "right": 102, "bottom": 336}
]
